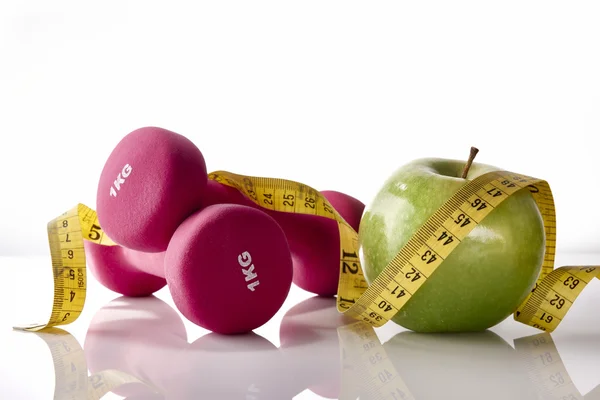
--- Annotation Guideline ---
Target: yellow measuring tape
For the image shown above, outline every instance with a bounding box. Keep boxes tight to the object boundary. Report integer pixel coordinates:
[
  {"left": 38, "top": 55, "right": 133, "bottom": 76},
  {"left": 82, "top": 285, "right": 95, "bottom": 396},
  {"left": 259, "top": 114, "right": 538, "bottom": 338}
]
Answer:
[
  {"left": 13, "top": 168, "right": 599, "bottom": 332},
  {"left": 14, "top": 204, "right": 115, "bottom": 332},
  {"left": 208, "top": 169, "right": 599, "bottom": 332}
]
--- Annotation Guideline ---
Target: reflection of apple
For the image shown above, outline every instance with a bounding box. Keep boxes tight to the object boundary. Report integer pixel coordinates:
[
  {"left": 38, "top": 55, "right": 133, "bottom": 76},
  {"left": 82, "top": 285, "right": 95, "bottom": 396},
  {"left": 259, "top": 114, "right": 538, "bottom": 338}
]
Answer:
[
  {"left": 382, "top": 330, "right": 536, "bottom": 399},
  {"left": 279, "top": 296, "right": 355, "bottom": 398},
  {"left": 359, "top": 156, "right": 545, "bottom": 332}
]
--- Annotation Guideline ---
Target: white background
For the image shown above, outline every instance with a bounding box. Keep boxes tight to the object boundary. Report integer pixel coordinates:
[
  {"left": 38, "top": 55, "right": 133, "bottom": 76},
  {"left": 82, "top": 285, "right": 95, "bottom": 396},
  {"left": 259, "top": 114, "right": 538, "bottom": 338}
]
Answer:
[
  {"left": 2, "top": 2, "right": 600, "bottom": 399},
  {"left": 1, "top": 1, "right": 600, "bottom": 256}
]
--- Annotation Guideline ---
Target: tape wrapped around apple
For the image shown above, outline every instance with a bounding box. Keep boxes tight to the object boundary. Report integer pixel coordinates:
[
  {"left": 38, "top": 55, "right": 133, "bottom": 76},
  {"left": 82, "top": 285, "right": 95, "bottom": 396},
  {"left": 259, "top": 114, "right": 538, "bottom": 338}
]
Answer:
[{"left": 358, "top": 148, "right": 545, "bottom": 332}]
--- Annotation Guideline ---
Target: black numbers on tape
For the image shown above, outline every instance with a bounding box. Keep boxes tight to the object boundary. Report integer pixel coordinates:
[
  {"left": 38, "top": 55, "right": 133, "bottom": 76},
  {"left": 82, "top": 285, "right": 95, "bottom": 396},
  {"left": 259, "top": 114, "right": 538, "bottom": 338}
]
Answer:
[
  {"left": 343, "top": 250, "right": 358, "bottom": 259},
  {"left": 243, "top": 178, "right": 258, "bottom": 201},
  {"left": 89, "top": 224, "right": 101, "bottom": 241},
  {"left": 500, "top": 179, "right": 516, "bottom": 188},
  {"left": 343, "top": 262, "right": 359, "bottom": 274},
  {"left": 391, "top": 286, "right": 406, "bottom": 298},
  {"left": 437, "top": 231, "right": 454, "bottom": 245},
  {"left": 454, "top": 213, "right": 471, "bottom": 227},
  {"left": 323, "top": 203, "right": 334, "bottom": 214},
  {"left": 338, "top": 297, "right": 356, "bottom": 310},
  {"left": 67, "top": 250, "right": 74, "bottom": 259},
  {"left": 563, "top": 276, "right": 580, "bottom": 290},
  {"left": 581, "top": 266, "right": 596, "bottom": 273},
  {"left": 378, "top": 300, "right": 393, "bottom": 313},
  {"left": 540, "top": 312, "right": 554, "bottom": 324},
  {"left": 405, "top": 267, "right": 421, "bottom": 282},
  {"left": 550, "top": 294, "right": 566, "bottom": 309},
  {"left": 69, "top": 291, "right": 76, "bottom": 302},
  {"left": 283, "top": 194, "right": 294, "bottom": 207},
  {"left": 62, "top": 313, "right": 71, "bottom": 322},
  {"left": 470, "top": 198, "right": 487, "bottom": 211},
  {"left": 486, "top": 188, "right": 503, "bottom": 197},
  {"left": 368, "top": 312, "right": 383, "bottom": 322},
  {"left": 69, "top": 269, "right": 75, "bottom": 280},
  {"left": 263, "top": 193, "right": 273, "bottom": 205},
  {"left": 421, "top": 250, "right": 437, "bottom": 264},
  {"left": 304, "top": 197, "right": 316, "bottom": 209},
  {"left": 62, "top": 220, "right": 68, "bottom": 228},
  {"left": 77, "top": 269, "right": 84, "bottom": 288}
]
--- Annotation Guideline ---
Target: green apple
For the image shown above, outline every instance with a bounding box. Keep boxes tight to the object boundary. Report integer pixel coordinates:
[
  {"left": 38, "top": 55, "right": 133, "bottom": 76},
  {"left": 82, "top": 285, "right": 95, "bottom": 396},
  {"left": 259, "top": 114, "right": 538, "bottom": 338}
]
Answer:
[{"left": 358, "top": 156, "right": 545, "bottom": 332}]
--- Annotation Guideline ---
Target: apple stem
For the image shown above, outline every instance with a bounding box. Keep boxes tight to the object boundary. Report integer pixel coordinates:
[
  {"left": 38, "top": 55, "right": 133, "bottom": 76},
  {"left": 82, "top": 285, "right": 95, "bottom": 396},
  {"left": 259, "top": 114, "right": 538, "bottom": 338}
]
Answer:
[{"left": 461, "top": 146, "right": 479, "bottom": 179}]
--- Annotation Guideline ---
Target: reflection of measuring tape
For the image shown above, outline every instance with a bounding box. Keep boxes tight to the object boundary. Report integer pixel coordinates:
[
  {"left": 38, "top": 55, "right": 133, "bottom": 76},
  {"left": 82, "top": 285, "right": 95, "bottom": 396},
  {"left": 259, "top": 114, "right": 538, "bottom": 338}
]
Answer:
[
  {"left": 13, "top": 168, "right": 599, "bottom": 332},
  {"left": 19, "top": 327, "right": 153, "bottom": 399},
  {"left": 338, "top": 321, "right": 600, "bottom": 400},
  {"left": 514, "top": 332, "right": 584, "bottom": 399},
  {"left": 338, "top": 321, "right": 415, "bottom": 400}
]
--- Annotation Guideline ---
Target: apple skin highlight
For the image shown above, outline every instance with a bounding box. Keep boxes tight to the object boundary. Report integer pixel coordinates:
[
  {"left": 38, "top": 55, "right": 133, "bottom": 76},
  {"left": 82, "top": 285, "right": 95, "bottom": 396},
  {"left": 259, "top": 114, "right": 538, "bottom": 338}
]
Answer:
[{"left": 358, "top": 158, "right": 546, "bottom": 333}]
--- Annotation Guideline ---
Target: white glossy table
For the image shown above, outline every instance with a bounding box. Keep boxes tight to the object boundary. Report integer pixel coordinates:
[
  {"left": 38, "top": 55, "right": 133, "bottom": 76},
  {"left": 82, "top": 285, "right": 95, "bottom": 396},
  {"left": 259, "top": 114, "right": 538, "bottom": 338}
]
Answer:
[{"left": 1, "top": 251, "right": 599, "bottom": 399}]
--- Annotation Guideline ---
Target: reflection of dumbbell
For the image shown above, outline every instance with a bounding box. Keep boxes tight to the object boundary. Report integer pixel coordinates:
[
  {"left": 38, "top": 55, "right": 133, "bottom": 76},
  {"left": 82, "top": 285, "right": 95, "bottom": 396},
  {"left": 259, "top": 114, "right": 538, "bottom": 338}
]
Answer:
[
  {"left": 89, "top": 127, "right": 293, "bottom": 334},
  {"left": 279, "top": 296, "right": 355, "bottom": 398},
  {"left": 84, "top": 296, "right": 297, "bottom": 399},
  {"left": 84, "top": 296, "right": 188, "bottom": 399}
]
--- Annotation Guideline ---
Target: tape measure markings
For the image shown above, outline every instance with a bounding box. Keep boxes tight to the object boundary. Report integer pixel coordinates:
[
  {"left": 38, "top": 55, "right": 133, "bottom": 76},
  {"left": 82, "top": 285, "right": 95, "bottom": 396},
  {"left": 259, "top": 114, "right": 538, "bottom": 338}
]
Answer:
[
  {"left": 28, "top": 327, "right": 158, "bottom": 400},
  {"left": 514, "top": 332, "right": 583, "bottom": 399},
  {"left": 14, "top": 204, "right": 115, "bottom": 332},
  {"left": 338, "top": 321, "right": 415, "bottom": 400}
]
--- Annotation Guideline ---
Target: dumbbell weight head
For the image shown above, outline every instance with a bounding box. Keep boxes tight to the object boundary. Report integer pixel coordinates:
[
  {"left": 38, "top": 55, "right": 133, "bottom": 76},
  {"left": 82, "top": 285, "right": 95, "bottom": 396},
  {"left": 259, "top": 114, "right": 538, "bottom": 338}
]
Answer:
[
  {"left": 96, "top": 126, "right": 208, "bottom": 252},
  {"left": 270, "top": 190, "right": 365, "bottom": 296},
  {"left": 197, "top": 182, "right": 365, "bottom": 297},
  {"left": 164, "top": 203, "right": 293, "bottom": 334},
  {"left": 201, "top": 179, "right": 257, "bottom": 208},
  {"left": 83, "top": 241, "right": 167, "bottom": 297},
  {"left": 86, "top": 203, "right": 293, "bottom": 334}
]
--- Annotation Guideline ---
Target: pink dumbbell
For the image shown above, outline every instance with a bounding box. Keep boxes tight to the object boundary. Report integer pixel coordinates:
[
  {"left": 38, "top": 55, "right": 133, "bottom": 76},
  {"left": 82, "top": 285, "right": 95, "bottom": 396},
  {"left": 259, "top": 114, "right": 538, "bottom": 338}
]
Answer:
[
  {"left": 96, "top": 126, "right": 209, "bottom": 253},
  {"left": 89, "top": 127, "right": 293, "bottom": 334},
  {"left": 200, "top": 181, "right": 365, "bottom": 296}
]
